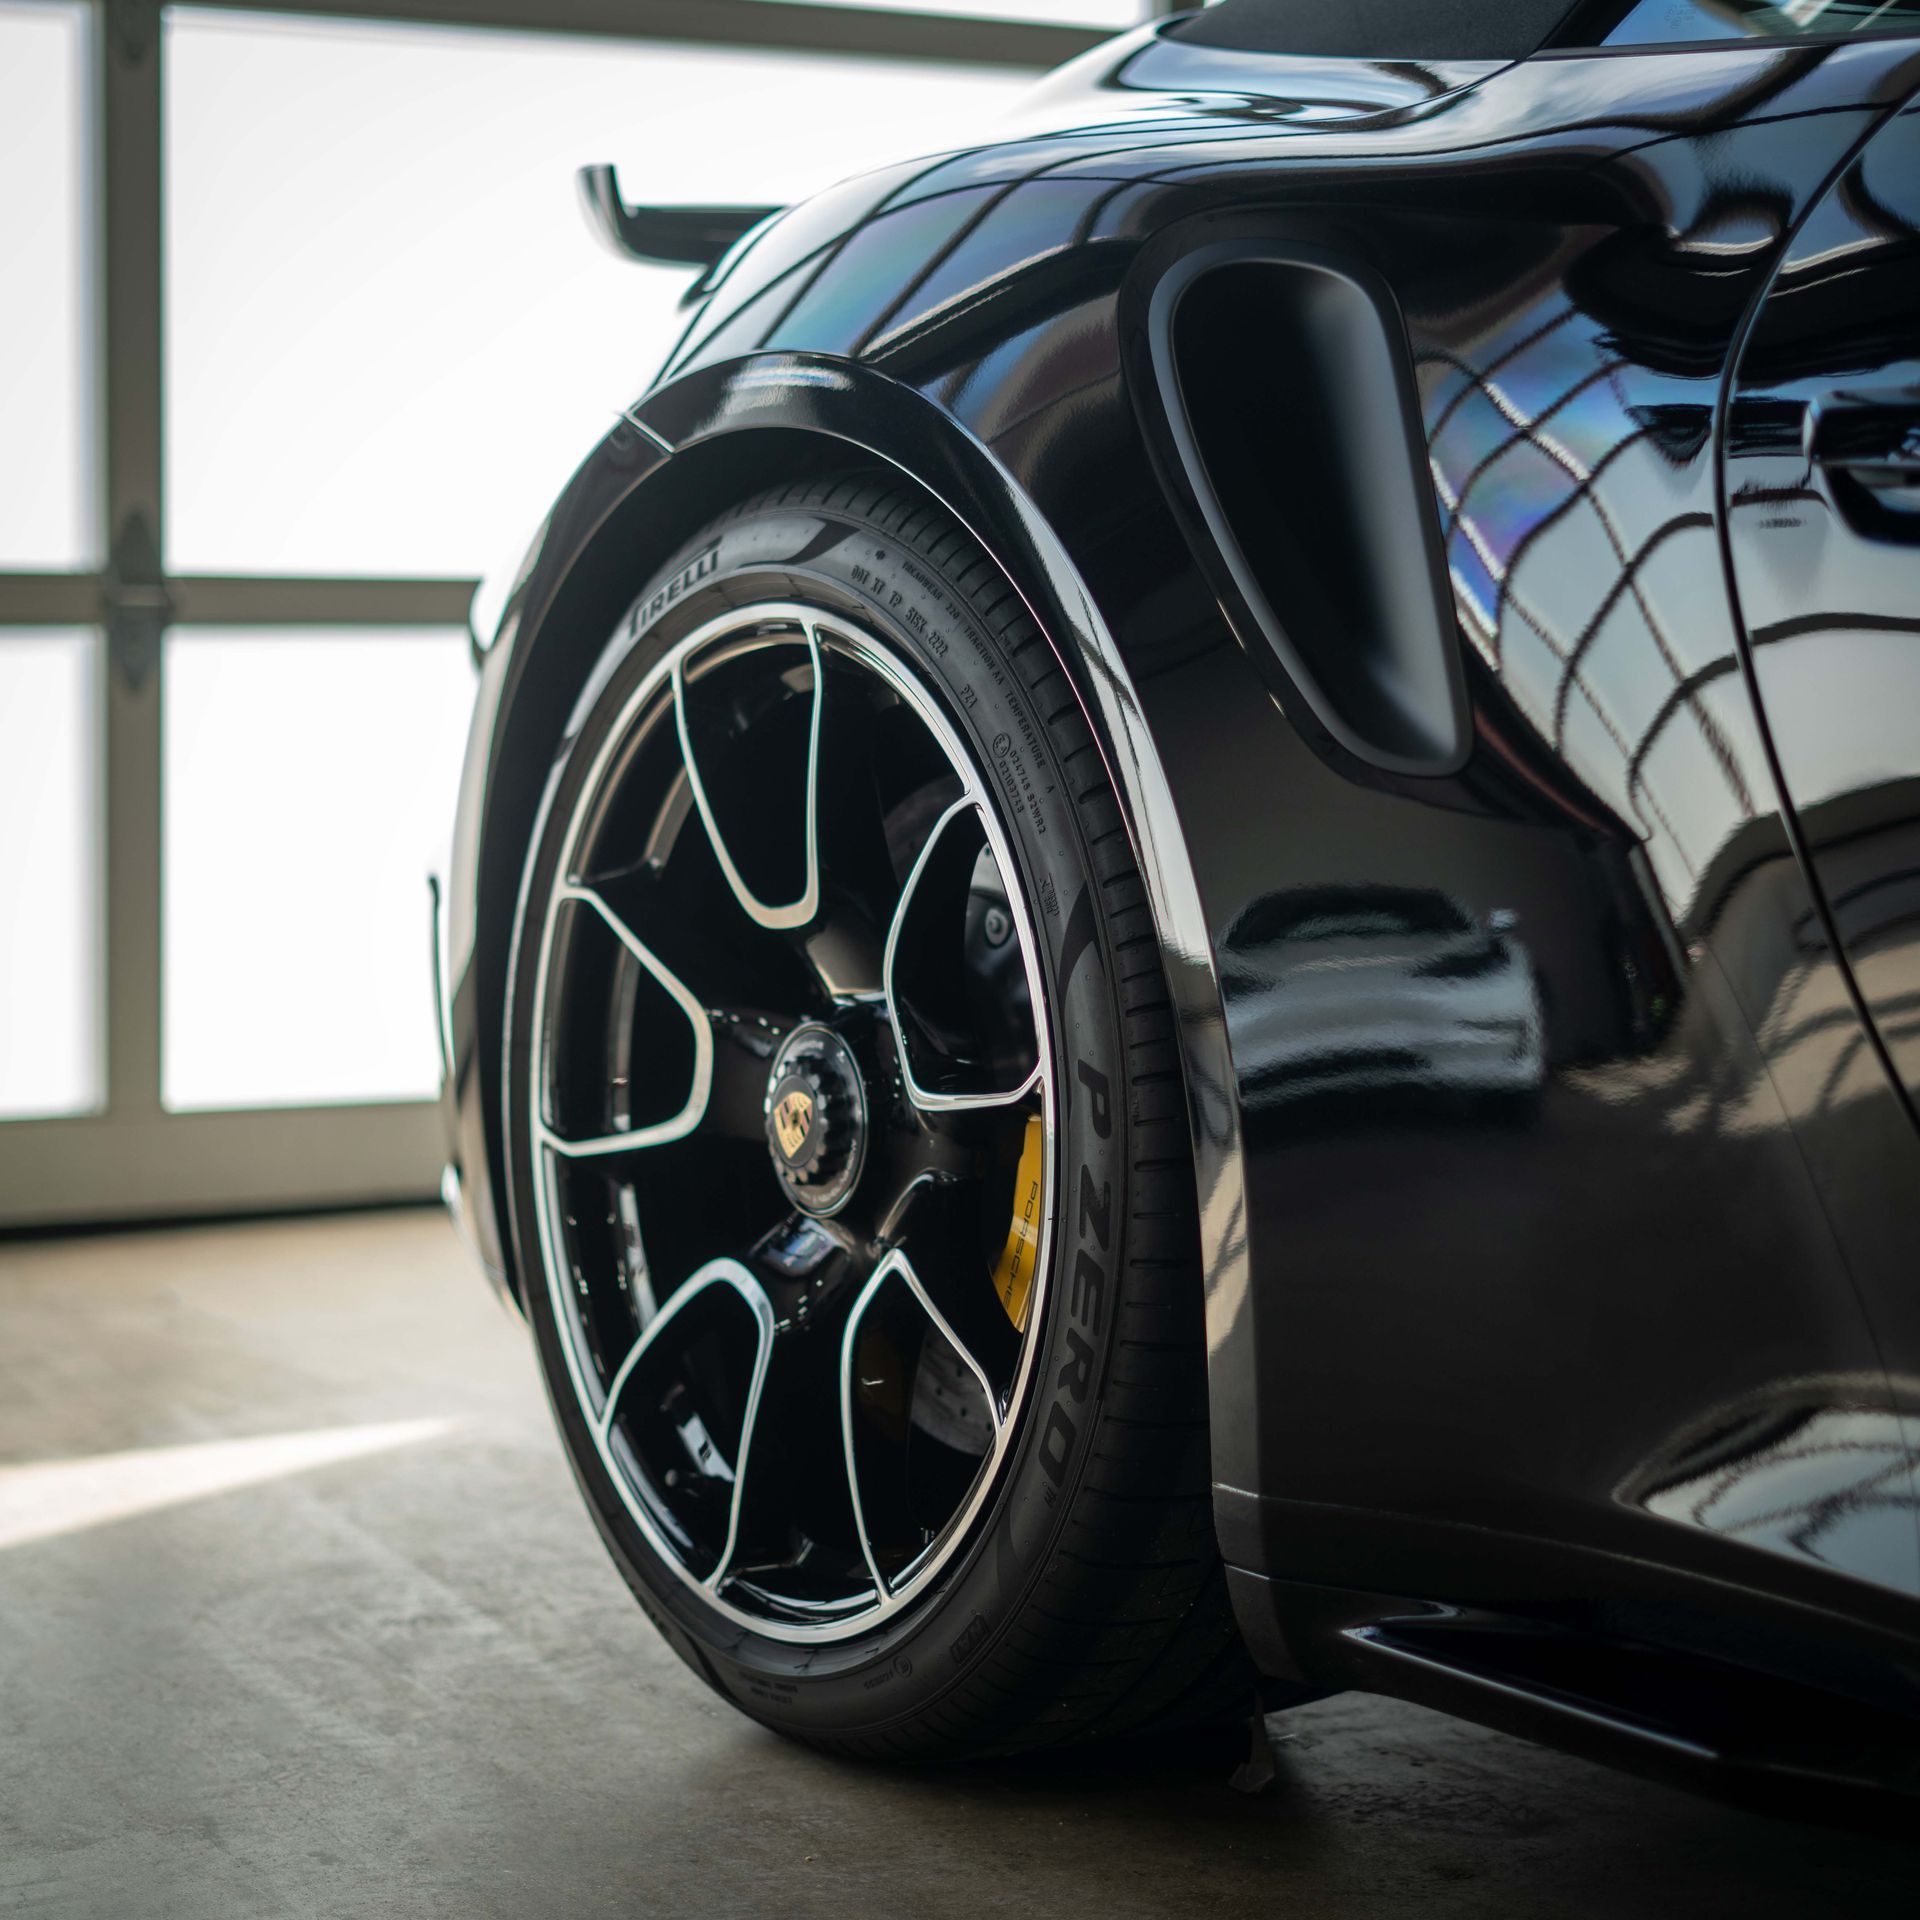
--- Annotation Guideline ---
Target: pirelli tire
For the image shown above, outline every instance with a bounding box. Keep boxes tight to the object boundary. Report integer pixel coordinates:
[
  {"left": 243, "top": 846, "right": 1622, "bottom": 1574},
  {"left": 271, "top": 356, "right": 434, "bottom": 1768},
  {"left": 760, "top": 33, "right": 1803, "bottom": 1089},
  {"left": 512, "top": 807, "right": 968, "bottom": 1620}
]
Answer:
[{"left": 502, "top": 470, "right": 1259, "bottom": 1758}]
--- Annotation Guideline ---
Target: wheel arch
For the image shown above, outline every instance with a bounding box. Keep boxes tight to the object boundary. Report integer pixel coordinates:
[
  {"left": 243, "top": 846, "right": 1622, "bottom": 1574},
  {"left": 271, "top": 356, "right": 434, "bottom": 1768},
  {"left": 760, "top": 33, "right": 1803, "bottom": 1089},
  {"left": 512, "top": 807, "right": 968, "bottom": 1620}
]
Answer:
[{"left": 453, "top": 352, "right": 1239, "bottom": 1355}]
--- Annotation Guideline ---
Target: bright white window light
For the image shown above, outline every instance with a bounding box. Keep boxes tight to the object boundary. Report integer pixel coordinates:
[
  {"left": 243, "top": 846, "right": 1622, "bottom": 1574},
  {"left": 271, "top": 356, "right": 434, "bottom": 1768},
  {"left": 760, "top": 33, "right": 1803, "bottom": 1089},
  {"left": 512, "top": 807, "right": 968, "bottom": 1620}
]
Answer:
[
  {"left": 162, "top": 630, "right": 473, "bottom": 1111},
  {"left": 0, "top": 1, "right": 92, "bottom": 570},
  {"left": 164, "top": 10, "right": 1030, "bottom": 580},
  {"left": 0, "top": 631, "right": 101, "bottom": 1121},
  {"left": 0, "top": 1421, "right": 452, "bottom": 1551}
]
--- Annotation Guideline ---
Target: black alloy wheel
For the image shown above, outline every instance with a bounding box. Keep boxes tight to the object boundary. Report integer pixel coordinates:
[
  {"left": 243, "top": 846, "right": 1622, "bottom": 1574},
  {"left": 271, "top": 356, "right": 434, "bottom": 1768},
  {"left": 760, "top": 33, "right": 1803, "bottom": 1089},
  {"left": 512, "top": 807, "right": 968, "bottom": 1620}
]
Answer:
[{"left": 503, "top": 474, "right": 1259, "bottom": 1756}]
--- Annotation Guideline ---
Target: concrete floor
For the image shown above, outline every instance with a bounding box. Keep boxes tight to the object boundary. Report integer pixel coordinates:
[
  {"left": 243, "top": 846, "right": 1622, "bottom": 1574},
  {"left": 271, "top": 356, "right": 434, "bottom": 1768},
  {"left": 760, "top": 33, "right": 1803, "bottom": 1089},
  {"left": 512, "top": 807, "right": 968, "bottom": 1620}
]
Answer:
[{"left": 1, "top": 1212, "right": 1913, "bottom": 1919}]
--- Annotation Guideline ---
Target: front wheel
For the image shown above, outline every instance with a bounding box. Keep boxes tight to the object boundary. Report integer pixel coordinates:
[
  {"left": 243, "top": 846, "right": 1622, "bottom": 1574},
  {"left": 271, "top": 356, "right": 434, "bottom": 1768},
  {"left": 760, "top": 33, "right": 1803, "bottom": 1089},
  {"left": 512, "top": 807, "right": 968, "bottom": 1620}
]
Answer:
[{"left": 501, "top": 473, "right": 1254, "bottom": 1757}]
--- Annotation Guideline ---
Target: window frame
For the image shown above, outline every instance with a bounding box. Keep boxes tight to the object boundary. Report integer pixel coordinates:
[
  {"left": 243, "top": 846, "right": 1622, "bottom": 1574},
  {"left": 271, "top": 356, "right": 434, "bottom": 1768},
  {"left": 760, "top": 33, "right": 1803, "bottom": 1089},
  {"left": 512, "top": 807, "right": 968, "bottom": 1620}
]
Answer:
[{"left": 0, "top": 0, "right": 1142, "bottom": 1227}]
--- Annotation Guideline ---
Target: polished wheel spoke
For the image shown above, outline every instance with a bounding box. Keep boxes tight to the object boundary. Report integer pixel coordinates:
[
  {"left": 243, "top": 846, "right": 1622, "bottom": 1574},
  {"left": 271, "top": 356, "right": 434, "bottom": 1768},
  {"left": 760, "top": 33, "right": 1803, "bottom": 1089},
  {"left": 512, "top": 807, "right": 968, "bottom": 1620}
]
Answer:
[
  {"left": 673, "top": 613, "right": 823, "bottom": 932},
  {"left": 539, "top": 1011, "right": 772, "bottom": 1155},
  {"left": 797, "top": 658, "right": 913, "bottom": 996},
  {"left": 703, "top": 1010, "right": 794, "bottom": 1141},
  {"left": 719, "top": 1315, "right": 877, "bottom": 1607},
  {"left": 540, "top": 883, "right": 712, "bottom": 1153},
  {"left": 586, "top": 855, "right": 816, "bottom": 1029},
  {"left": 885, "top": 1177, "right": 1023, "bottom": 1407},
  {"left": 883, "top": 797, "right": 1044, "bottom": 1114},
  {"left": 839, "top": 1247, "right": 1004, "bottom": 1597},
  {"left": 599, "top": 1258, "right": 775, "bottom": 1591}
]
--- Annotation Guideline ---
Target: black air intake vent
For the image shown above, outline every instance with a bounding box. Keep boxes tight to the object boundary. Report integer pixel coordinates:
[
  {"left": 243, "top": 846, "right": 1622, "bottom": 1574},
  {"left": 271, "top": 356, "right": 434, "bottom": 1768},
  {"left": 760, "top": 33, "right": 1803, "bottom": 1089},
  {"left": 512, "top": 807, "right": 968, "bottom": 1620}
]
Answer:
[{"left": 1147, "top": 245, "right": 1470, "bottom": 778}]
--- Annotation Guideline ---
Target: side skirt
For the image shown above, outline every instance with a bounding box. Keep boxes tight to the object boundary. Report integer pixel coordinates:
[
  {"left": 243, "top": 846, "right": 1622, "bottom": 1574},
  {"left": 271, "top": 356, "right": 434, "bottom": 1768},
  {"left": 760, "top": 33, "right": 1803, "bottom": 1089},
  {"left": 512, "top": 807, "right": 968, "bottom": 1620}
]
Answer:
[{"left": 1232, "top": 1565, "right": 1920, "bottom": 1824}]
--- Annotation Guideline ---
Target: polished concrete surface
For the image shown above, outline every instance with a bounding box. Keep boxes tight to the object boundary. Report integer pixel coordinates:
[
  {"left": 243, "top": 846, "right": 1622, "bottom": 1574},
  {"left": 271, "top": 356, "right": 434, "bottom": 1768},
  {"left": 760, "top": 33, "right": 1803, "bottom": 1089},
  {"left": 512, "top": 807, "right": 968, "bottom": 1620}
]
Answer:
[{"left": 1, "top": 1209, "right": 1912, "bottom": 1919}]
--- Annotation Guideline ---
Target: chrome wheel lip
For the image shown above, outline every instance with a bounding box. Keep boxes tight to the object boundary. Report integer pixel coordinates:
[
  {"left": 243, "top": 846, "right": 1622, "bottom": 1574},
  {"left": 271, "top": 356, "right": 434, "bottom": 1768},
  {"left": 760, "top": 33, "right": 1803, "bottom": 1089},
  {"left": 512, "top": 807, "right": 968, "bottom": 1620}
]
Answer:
[{"left": 526, "top": 599, "right": 1058, "bottom": 1646}]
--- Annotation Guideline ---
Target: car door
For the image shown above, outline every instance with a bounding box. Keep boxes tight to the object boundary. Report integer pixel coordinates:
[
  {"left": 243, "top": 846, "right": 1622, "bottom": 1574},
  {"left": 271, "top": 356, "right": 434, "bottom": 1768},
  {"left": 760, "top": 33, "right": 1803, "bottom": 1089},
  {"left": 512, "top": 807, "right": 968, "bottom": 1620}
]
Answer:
[
  {"left": 1723, "top": 90, "right": 1920, "bottom": 1414},
  {"left": 1728, "top": 92, "right": 1920, "bottom": 1108}
]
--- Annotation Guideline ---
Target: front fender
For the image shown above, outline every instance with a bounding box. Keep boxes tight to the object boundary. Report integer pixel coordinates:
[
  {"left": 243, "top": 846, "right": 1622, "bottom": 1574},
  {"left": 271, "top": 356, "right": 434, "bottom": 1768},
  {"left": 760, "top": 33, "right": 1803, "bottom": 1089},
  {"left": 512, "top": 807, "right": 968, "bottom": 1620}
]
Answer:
[{"left": 441, "top": 352, "right": 1241, "bottom": 1389}]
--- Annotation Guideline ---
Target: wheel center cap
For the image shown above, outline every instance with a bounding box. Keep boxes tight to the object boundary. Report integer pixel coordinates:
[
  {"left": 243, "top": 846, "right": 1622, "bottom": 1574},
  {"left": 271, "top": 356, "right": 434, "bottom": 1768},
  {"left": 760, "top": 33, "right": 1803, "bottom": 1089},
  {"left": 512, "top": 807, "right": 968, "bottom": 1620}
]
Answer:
[
  {"left": 765, "top": 1024, "right": 867, "bottom": 1216},
  {"left": 771, "top": 1086, "right": 815, "bottom": 1162}
]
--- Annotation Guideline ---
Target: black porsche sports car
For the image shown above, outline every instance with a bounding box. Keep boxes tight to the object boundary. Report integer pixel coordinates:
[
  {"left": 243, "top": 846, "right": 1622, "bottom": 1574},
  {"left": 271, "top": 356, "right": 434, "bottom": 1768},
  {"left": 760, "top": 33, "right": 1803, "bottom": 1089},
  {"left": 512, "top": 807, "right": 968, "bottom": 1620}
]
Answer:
[{"left": 437, "top": 0, "right": 1920, "bottom": 1813}]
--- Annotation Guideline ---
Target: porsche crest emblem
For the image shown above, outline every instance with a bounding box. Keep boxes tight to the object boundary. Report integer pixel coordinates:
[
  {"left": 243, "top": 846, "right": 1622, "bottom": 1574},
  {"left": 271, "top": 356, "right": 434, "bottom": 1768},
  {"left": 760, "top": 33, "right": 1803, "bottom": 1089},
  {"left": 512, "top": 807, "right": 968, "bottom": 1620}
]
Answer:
[{"left": 773, "top": 1088, "right": 815, "bottom": 1159}]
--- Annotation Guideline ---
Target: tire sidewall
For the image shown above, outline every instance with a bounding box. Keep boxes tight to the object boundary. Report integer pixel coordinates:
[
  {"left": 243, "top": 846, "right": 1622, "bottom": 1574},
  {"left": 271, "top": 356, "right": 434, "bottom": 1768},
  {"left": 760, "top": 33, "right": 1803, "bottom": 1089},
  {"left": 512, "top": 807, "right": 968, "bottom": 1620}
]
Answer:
[{"left": 503, "top": 499, "right": 1132, "bottom": 1742}]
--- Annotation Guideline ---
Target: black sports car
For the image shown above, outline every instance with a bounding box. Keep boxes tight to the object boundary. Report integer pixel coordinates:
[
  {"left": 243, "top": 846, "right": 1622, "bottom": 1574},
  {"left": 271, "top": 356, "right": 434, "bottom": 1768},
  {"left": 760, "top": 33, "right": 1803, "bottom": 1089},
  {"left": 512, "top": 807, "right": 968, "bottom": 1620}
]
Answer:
[{"left": 437, "top": 0, "right": 1920, "bottom": 1814}]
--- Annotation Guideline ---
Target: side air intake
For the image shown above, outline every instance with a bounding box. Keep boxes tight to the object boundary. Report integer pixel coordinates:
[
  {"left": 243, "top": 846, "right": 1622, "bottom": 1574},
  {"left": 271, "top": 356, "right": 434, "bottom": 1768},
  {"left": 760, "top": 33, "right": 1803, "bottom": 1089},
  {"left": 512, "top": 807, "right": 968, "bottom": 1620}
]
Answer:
[{"left": 1147, "top": 243, "right": 1470, "bottom": 778}]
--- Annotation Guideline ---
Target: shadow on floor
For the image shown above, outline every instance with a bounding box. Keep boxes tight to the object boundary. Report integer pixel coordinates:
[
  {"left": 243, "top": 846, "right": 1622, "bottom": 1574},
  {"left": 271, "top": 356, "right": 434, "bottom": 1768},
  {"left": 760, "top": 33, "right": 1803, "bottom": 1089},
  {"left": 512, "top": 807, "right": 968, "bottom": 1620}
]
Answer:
[{"left": 0, "top": 1210, "right": 1913, "bottom": 1919}]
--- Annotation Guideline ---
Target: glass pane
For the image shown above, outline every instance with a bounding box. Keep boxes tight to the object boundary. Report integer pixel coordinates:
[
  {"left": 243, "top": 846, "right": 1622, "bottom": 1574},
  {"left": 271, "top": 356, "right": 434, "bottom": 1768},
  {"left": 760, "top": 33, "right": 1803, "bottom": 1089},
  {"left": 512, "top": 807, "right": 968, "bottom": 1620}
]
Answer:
[
  {"left": 165, "top": 13, "right": 1029, "bottom": 578},
  {"left": 0, "top": 631, "right": 101, "bottom": 1120},
  {"left": 0, "top": 2, "right": 92, "bottom": 570},
  {"left": 163, "top": 630, "right": 473, "bottom": 1110}
]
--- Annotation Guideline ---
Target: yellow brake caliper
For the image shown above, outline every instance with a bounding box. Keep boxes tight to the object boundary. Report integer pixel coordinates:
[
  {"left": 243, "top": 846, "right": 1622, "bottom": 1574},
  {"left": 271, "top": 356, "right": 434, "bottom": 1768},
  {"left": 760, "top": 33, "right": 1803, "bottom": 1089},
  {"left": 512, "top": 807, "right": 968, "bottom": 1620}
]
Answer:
[{"left": 991, "top": 1115, "right": 1045, "bottom": 1332}]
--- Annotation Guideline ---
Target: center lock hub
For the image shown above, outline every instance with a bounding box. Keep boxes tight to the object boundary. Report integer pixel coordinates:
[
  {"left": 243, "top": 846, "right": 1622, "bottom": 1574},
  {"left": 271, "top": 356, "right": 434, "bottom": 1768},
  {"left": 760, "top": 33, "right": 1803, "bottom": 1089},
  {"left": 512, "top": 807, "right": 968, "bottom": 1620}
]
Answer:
[{"left": 764, "top": 1023, "right": 868, "bottom": 1217}]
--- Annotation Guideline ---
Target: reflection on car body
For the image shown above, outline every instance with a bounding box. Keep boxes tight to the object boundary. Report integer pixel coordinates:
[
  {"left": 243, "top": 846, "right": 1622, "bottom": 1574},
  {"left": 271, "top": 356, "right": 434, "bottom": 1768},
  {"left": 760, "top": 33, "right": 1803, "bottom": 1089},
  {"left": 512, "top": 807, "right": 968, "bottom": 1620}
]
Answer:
[{"left": 1221, "top": 886, "right": 1544, "bottom": 1121}]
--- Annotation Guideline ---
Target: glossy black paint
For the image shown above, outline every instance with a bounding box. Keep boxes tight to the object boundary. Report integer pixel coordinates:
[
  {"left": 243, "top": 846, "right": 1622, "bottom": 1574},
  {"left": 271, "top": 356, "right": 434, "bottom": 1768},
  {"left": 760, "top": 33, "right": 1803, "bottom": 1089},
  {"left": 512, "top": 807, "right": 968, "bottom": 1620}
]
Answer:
[
  {"left": 1725, "top": 101, "right": 1920, "bottom": 1387},
  {"left": 443, "top": 17, "right": 1920, "bottom": 1799}
]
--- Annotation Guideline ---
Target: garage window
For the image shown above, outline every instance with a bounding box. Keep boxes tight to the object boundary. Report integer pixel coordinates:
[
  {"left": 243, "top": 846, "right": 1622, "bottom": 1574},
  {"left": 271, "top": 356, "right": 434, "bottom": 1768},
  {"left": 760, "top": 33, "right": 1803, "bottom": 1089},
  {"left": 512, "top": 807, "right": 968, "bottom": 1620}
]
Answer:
[
  {"left": 164, "top": 12, "right": 1032, "bottom": 580},
  {"left": 0, "top": 0, "right": 1129, "bottom": 1225},
  {"left": 0, "top": 632, "right": 101, "bottom": 1122}
]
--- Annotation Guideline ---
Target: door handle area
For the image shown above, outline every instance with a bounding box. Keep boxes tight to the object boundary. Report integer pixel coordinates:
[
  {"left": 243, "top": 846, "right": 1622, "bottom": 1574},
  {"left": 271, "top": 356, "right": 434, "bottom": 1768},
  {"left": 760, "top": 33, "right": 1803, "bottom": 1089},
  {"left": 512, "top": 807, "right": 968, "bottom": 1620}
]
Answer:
[{"left": 1807, "top": 390, "right": 1920, "bottom": 542}]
